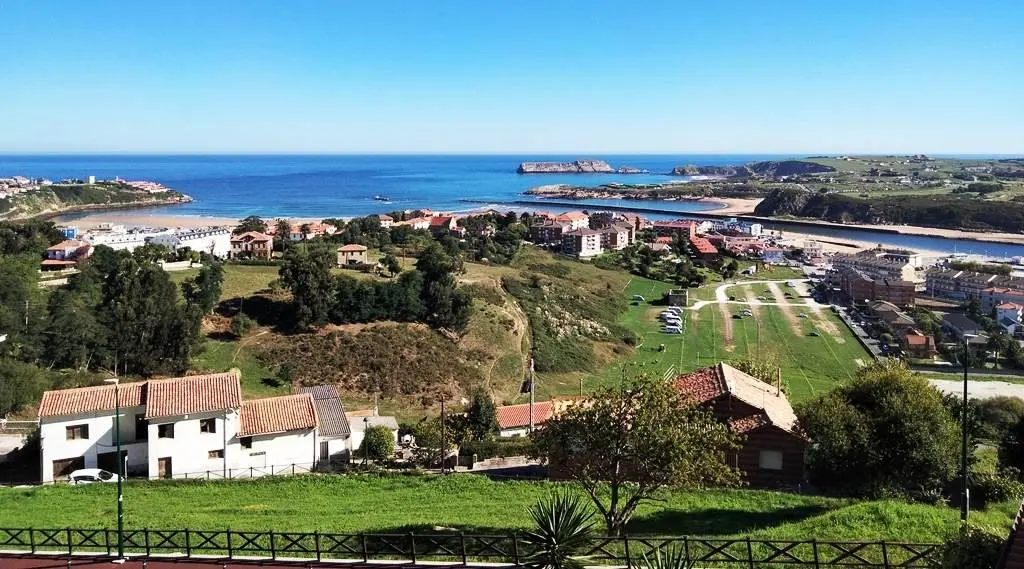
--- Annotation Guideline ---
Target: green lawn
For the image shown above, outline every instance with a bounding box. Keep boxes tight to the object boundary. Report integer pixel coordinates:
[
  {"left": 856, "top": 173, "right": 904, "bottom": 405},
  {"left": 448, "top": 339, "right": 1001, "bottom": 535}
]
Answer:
[
  {"left": 0, "top": 474, "right": 1013, "bottom": 541},
  {"left": 584, "top": 277, "right": 870, "bottom": 403},
  {"left": 169, "top": 264, "right": 280, "bottom": 299},
  {"left": 192, "top": 338, "right": 285, "bottom": 398}
]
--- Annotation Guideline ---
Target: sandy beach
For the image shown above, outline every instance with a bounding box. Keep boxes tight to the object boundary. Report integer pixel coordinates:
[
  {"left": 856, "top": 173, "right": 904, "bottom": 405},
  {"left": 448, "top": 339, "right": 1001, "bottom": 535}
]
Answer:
[{"left": 52, "top": 211, "right": 321, "bottom": 230}]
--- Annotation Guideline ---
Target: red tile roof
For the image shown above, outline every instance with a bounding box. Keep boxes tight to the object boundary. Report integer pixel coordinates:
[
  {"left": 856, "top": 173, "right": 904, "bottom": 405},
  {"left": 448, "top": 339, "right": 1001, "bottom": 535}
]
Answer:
[
  {"left": 997, "top": 303, "right": 1024, "bottom": 310},
  {"left": 41, "top": 259, "right": 78, "bottom": 267},
  {"left": 729, "top": 413, "right": 772, "bottom": 434},
  {"left": 496, "top": 401, "right": 554, "bottom": 430},
  {"left": 239, "top": 394, "right": 317, "bottom": 436},
  {"left": 905, "top": 333, "right": 933, "bottom": 346},
  {"left": 337, "top": 244, "right": 368, "bottom": 252},
  {"left": 690, "top": 236, "right": 719, "bottom": 254},
  {"left": 377, "top": 214, "right": 393, "bottom": 221},
  {"left": 145, "top": 372, "right": 242, "bottom": 419},
  {"left": 38, "top": 381, "right": 146, "bottom": 418},
  {"left": 430, "top": 216, "right": 455, "bottom": 227},
  {"left": 230, "top": 231, "right": 272, "bottom": 243},
  {"left": 47, "top": 239, "right": 88, "bottom": 251},
  {"left": 674, "top": 367, "right": 725, "bottom": 404},
  {"left": 674, "top": 363, "right": 798, "bottom": 433},
  {"left": 557, "top": 211, "right": 589, "bottom": 221}
]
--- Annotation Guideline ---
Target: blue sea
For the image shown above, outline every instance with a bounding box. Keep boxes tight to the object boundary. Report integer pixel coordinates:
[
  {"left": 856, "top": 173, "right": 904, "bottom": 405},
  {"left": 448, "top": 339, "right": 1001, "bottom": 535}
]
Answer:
[
  {"left": 3, "top": 154, "right": 1024, "bottom": 257},
  {"left": 0, "top": 154, "right": 781, "bottom": 218}
]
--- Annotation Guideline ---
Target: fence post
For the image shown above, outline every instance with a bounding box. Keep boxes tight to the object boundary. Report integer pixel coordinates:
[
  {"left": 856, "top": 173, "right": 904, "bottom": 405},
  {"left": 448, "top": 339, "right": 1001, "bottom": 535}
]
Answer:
[
  {"left": 683, "top": 536, "right": 690, "bottom": 564},
  {"left": 746, "top": 537, "right": 754, "bottom": 569},
  {"left": 185, "top": 528, "right": 191, "bottom": 557},
  {"left": 250, "top": 466, "right": 254, "bottom": 478},
  {"left": 315, "top": 531, "right": 321, "bottom": 562},
  {"left": 229, "top": 468, "right": 233, "bottom": 478},
  {"left": 460, "top": 532, "right": 467, "bottom": 566},
  {"left": 29, "top": 528, "right": 36, "bottom": 554},
  {"left": 292, "top": 463, "right": 295, "bottom": 476},
  {"left": 362, "top": 533, "right": 369, "bottom": 562},
  {"left": 624, "top": 534, "right": 632, "bottom": 568},
  {"left": 811, "top": 539, "right": 820, "bottom": 569},
  {"left": 227, "top": 528, "right": 233, "bottom": 559},
  {"left": 105, "top": 527, "right": 111, "bottom": 556},
  {"left": 512, "top": 532, "right": 520, "bottom": 566},
  {"left": 145, "top": 527, "right": 151, "bottom": 557},
  {"left": 66, "top": 528, "right": 73, "bottom": 556},
  {"left": 881, "top": 541, "right": 890, "bottom": 569},
  {"left": 270, "top": 530, "right": 276, "bottom": 559},
  {"left": 410, "top": 532, "right": 417, "bottom": 564}
]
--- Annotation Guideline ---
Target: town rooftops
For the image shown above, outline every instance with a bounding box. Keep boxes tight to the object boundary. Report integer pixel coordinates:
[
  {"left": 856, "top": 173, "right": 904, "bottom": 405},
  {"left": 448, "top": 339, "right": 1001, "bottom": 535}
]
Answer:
[
  {"left": 145, "top": 372, "right": 243, "bottom": 419},
  {"left": 997, "top": 302, "right": 1024, "bottom": 310},
  {"left": 38, "top": 381, "right": 147, "bottom": 418},
  {"left": 942, "top": 313, "right": 982, "bottom": 332},
  {"left": 239, "top": 394, "right": 317, "bottom": 437},
  {"left": 38, "top": 371, "right": 242, "bottom": 419},
  {"left": 430, "top": 216, "right": 455, "bottom": 227},
  {"left": 674, "top": 363, "right": 798, "bottom": 433},
  {"left": 298, "top": 385, "right": 350, "bottom": 438},
  {"left": 905, "top": 333, "right": 933, "bottom": 346},
  {"left": 377, "top": 214, "right": 394, "bottom": 221},
  {"left": 230, "top": 231, "right": 272, "bottom": 243},
  {"left": 496, "top": 401, "right": 554, "bottom": 430},
  {"left": 556, "top": 211, "right": 589, "bottom": 221},
  {"left": 689, "top": 236, "right": 719, "bottom": 254},
  {"left": 564, "top": 228, "right": 604, "bottom": 236},
  {"left": 47, "top": 239, "right": 88, "bottom": 251},
  {"left": 337, "top": 243, "right": 368, "bottom": 252}
]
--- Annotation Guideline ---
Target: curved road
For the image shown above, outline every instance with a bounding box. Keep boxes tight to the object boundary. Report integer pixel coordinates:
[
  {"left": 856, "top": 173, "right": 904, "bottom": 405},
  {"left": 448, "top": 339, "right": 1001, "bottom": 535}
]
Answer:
[{"left": 687, "top": 279, "right": 822, "bottom": 311}]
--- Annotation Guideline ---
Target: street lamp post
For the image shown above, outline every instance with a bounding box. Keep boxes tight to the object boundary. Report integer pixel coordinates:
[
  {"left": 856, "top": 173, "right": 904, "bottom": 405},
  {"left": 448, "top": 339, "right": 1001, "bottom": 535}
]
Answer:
[
  {"left": 961, "top": 334, "right": 974, "bottom": 522},
  {"left": 104, "top": 377, "right": 125, "bottom": 561}
]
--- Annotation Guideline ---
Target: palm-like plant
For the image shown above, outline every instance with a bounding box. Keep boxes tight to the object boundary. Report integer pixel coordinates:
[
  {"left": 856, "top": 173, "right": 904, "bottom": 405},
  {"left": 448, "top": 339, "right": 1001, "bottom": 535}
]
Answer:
[
  {"left": 641, "top": 544, "right": 695, "bottom": 569},
  {"left": 521, "top": 490, "right": 596, "bottom": 569}
]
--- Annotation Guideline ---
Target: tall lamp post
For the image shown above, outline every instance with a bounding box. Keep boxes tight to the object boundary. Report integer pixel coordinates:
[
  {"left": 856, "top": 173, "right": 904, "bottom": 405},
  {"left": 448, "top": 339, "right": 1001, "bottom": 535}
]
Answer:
[
  {"left": 104, "top": 377, "right": 125, "bottom": 561},
  {"left": 960, "top": 334, "right": 977, "bottom": 522}
]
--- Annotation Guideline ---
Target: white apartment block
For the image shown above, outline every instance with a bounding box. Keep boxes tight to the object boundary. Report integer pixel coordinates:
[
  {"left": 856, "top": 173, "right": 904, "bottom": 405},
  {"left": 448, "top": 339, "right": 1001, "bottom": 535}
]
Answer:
[
  {"left": 38, "top": 372, "right": 324, "bottom": 482},
  {"left": 148, "top": 227, "right": 232, "bottom": 258},
  {"left": 561, "top": 228, "right": 604, "bottom": 258}
]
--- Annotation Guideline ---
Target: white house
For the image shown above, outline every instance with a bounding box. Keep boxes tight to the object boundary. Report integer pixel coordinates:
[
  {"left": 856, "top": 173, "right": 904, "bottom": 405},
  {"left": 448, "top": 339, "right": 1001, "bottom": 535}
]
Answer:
[
  {"left": 148, "top": 227, "right": 231, "bottom": 258},
  {"left": 555, "top": 211, "right": 590, "bottom": 231},
  {"left": 495, "top": 401, "right": 553, "bottom": 438},
  {"left": 38, "top": 371, "right": 321, "bottom": 482},
  {"left": 561, "top": 229, "right": 604, "bottom": 259},
  {"left": 299, "top": 385, "right": 351, "bottom": 466},
  {"left": 996, "top": 303, "right": 1024, "bottom": 337}
]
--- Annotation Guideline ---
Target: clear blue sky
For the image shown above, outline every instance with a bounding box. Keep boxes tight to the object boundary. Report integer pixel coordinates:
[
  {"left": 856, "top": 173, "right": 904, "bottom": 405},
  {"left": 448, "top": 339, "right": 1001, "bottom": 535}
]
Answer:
[{"left": 2, "top": 0, "right": 1022, "bottom": 154}]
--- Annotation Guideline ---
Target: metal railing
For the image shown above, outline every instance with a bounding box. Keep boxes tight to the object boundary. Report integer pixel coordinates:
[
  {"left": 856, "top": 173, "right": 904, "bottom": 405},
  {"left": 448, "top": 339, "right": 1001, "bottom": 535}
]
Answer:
[
  {"left": 163, "top": 462, "right": 316, "bottom": 480},
  {"left": 0, "top": 527, "right": 945, "bottom": 568}
]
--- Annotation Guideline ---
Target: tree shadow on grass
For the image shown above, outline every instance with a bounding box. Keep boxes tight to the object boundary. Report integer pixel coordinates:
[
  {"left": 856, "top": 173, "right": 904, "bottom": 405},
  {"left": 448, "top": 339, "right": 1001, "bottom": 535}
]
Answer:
[{"left": 626, "top": 504, "right": 833, "bottom": 536}]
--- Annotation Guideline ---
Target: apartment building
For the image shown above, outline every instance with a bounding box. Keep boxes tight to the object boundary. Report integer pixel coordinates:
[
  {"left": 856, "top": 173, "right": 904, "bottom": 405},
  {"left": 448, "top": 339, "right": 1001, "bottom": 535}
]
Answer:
[
  {"left": 926, "top": 269, "right": 1023, "bottom": 302},
  {"left": 561, "top": 228, "right": 604, "bottom": 258},
  {"left": 832, "top": 248, "right": 923, "bottom": 284},
  {"left": 148, "top": 227, "right": 231, "bottom": 258}
]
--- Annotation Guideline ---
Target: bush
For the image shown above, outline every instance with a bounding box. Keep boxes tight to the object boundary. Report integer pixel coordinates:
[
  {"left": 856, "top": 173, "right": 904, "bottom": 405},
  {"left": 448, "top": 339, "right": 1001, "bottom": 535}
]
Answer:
[
  {"left": 230, "top": 313, "right": 257, "bottom": 337},
  {"left": 359, "top": 425, "right": 396, "bottom": 461},
  {"left": 941, "top": 523, "right": 1006, "bottom": 569},
  {"left": 976, "top": 396, "right": 1024, "bottom": 443},
  {"left": 969, "top": 471, "right": 1024, "bottom": 509}
]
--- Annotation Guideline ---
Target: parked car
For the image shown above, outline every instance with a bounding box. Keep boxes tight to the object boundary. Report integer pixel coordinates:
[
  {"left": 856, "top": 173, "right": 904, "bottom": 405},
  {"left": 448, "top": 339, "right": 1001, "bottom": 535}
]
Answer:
[
  {"left": 632, "top": 295, "right": 646, "bottom": 302},
  {"left": 68, "top": 469, "right": 119, "bottom": 485}
]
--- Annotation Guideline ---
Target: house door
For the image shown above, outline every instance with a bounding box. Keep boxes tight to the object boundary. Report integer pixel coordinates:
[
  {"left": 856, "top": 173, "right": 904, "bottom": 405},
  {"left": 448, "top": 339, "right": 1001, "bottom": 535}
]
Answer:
[
  {"left": 319, "top": 441, "right": 329, "bottom": 462},
  {"left": 97, "top": 451, "right": 127, "bottom": 475},
  {"left": 157, "top": 457, "right": 172, "bottom": 479},
  {"left": 52, "top": 457, "right": 85, "bottom": 479}
]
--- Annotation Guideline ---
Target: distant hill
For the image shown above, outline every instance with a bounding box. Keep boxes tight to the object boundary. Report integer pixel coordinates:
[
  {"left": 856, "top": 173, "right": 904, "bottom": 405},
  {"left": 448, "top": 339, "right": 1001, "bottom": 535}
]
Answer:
[
  {"left": 517, "top": 160, "right": 615, "bottom": 174},
  {"left": 0, "top": 183, "right": 191, "bottom": 220},
  {"left": 671, "top": 160, "right": 835, "bottom": 179}
]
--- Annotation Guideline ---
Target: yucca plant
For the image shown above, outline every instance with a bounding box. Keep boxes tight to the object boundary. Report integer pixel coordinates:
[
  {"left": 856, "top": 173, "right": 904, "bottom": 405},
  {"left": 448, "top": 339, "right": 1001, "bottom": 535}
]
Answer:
[
  {"left": 521, "top": 489, "right": 596, "bottom": 569},
  {"left": 641, "top": 544, "right": 696, "bottom": 569}
]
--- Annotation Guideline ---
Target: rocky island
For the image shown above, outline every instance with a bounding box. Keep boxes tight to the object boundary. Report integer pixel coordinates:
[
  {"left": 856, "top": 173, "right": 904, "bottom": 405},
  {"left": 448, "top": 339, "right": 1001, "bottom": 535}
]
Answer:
[
  {"left": 671, "top": 160, "right": 836, "bottom": 178},
  {"left": 0, "top": 178, "right": 192, "bottom": 220},
  {"left": 517, "top": 159, "right": 615, "bottom": 174}
]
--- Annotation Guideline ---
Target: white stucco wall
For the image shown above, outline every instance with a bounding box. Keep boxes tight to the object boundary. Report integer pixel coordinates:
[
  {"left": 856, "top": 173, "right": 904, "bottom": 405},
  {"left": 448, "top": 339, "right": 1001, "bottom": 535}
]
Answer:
[
  {"left": 147, "top": 410, "right": 238, "bottom": 479},
  {"left": 40, "top": 406, "right": 147, "bottom": 482}
]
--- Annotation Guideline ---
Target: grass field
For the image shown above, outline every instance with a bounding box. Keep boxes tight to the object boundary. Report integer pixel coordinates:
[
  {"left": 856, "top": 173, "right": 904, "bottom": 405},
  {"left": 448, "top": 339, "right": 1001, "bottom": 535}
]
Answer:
[
  {"left": 584, "top": 274, "right": 871, "bottom": 404},
  {"left": 169, "top": 264, "right": 280, "bottom": 299},
  {"left": 0, "top": 474, "right": 1014, "bottom": 541}
]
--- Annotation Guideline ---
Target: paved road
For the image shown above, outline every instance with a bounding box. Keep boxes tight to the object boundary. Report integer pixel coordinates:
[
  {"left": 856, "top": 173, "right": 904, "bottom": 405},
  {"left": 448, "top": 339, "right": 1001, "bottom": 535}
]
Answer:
[{"left": 930, "top": 379, "right": 1024, "bottom": 400}]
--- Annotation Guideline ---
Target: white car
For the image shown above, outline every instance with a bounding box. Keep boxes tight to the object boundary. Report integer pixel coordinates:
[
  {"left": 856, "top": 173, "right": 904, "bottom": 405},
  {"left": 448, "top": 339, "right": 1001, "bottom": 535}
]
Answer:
[{"left": 68, "top": 469, "right": 120, "bottom": 485}]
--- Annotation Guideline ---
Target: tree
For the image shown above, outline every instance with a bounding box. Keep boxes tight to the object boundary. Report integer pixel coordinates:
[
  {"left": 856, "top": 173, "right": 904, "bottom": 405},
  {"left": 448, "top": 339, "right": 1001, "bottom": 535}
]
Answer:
[
  {"left": 181, "top": 261, "right": 224, "bottom": 313},
  {"left": 464, "top": 389, "right": 499, "bottom": 440},
  {"left": 299, "top": 223, "right": 312, "bottom": 241},
  {"left": 274, "top": 219, "right": 293, "bottom": 245},
  {"left": 975, "top": 396, "right": 1024, "bottom": 443},
  {"left": 0, "top": 359, "right": 49, "bottom": 416},
  {"left": 279, "top": 242, "right": 335, "bottom": 329},
  {"left": 359, "top": 425, "right": 396, "bottom": 461},
  {"left": 235, "top": 215, "right": 268, "bottom": 234},
  {"left": 381, "top": 252, "right": 402, "bottom": 277},
  {"left": 796, "top": 361, "right": 960, "bottom": 498},
  {"left": 531, "top": 375, "right": 741, "bottom": 535},
  {"left": 410, "top": 418, "right": 458, "bottom": 468},
  {"left": 230, "top": 313, "right": 256, "bottom": 338}
]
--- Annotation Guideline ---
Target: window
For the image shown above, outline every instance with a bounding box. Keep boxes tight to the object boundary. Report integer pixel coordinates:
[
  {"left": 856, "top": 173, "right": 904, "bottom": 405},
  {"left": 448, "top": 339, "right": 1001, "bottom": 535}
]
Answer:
[
  {"left": 200, "top": 418, "right": 217, "bottom": 434},
  {"left": 158, "top": 424, "right": 175, "bottom": 439},
  {"left": 65, "top": 424, "right": 89, "bottom": 440},
  {"left": 208, "top": 449, "right": 224, "bottom": 459},
  {"left": 240, "top": 436, "right": 252, "bottom": 449},
  {"left": 134, "top": 414, "right": 148, "bottom": 441},
  {"left": 759, "top": 450, "right": 784, "bottom": 470}
]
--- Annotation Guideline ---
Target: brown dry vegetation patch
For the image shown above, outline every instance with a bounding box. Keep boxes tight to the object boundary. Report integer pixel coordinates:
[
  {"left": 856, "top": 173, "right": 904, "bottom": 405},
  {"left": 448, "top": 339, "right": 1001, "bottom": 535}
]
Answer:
[{"left": 766, "top": 282, "right": 802, "bottom": 335}]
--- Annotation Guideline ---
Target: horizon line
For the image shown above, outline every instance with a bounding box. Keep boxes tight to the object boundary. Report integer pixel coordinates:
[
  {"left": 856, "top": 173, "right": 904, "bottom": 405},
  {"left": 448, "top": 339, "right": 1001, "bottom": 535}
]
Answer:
[{"left": 1, "top": 151, "right": 1022, "bottom": 157}]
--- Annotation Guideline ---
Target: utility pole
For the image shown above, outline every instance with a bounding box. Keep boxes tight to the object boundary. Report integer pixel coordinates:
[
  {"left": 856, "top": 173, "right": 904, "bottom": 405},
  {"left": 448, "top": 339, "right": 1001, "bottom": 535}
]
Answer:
[
  {"left": 528, "top": 358, "right": 536, "bottom": 432},
  {"left": 104, "top": 377, "right": 124, "bottom": 561}
]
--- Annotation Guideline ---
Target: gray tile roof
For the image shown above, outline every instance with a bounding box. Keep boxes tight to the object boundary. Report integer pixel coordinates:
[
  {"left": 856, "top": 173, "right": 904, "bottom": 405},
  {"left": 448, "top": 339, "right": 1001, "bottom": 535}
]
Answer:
[{"left": 298, "top": 385, "right": 351, "bottom": 438}]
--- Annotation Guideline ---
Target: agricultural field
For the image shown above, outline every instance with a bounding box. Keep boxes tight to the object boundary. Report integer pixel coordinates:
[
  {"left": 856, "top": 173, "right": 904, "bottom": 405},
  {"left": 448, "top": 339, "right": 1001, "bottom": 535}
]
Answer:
[
  {"left": 0, "top": 474, "right": 1014, "bottom": 541},
  {"left": 588, "top": 274, "right": 871, "bottom": 404}
]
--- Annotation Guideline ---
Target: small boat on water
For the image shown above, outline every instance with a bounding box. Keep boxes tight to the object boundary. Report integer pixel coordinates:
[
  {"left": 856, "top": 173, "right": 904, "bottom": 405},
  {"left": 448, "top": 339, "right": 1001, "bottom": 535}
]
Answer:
[{"left": 373, "top": 195, "right": 391, "bottom": 202}]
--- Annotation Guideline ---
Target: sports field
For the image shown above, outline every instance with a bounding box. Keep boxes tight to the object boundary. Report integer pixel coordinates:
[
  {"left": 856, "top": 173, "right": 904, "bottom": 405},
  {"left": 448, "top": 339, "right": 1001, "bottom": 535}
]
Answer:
[{"left": 607, "top": 276, "right": 871, "bottom": 403}]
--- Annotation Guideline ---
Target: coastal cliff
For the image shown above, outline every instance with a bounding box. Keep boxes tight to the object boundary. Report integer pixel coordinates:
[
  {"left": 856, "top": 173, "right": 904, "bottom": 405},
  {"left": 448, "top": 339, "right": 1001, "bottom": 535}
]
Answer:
[
  {"left": 0, "top": 182, "right": 192, "bottom": 221},
  {"left": 517, "top": 160, "right": 615, "bottom": 174},
  {"left": 671, "top": 160, "right": 835, "bottom": 179}
]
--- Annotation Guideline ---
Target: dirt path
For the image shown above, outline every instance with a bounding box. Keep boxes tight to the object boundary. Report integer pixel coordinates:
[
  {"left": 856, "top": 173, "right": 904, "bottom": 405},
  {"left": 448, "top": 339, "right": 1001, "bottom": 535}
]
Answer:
[
  {"left": 741, "top": 284, "right": 761, "bottom": 317},
  {"left": 717, "top": 300, "right": 734, "bottom": 350},
  {"left": 766, "top": 282, "right": 803, "bottom": 336}
]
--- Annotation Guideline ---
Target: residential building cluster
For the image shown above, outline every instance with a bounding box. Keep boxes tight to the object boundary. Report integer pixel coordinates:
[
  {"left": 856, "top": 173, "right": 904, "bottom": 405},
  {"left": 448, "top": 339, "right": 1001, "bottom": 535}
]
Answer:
[{"left": 38, "top": 372, "right": 398, "bottom": 483}]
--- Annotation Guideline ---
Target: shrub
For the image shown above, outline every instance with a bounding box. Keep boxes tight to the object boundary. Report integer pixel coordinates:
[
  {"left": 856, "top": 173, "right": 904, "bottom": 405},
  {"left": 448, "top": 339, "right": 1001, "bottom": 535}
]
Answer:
[
  {"left": 941, "top": 523, "right": 1005, "bottom": 569},
  {"left": 969, "top": 471, "right": 1024, "bottom": 509},
  {"left": 231, "top": 313, "right": 257, "bottom": 337},
  {"left": 359, "top": 425, "right": 396, "bottom": 461}
]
